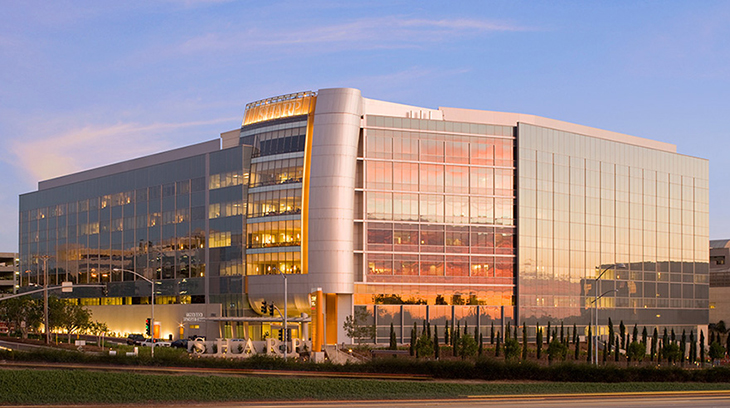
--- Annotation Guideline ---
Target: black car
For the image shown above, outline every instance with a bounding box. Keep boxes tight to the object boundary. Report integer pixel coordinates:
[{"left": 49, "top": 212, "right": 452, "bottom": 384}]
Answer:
[
  {"left": 126, "top": 334, "right": 145, "bottom": 345},
  {"left": 170, "top": 339, "right": 189, "bottom": 349}
]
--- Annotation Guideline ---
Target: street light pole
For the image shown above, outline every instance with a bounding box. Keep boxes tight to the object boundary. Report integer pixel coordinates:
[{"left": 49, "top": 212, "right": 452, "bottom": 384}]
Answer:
[
  {"left": 113, "top": 268, "right": 155, "bottom": 358},
  {"left": 593, "top": 263, "right": 625, "bottom": 364},
  {"left": 35, "top": 255, "right": 52, "bottom": 345}
]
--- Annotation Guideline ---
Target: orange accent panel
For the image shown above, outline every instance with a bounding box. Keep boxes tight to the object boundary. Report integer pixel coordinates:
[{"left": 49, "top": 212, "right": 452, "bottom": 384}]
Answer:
[{"left": 326, "top": 293, "right": 338, "bottom": 345}]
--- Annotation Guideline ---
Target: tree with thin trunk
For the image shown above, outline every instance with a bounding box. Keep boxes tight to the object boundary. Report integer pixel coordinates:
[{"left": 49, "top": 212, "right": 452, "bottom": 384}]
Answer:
[{"left": 389, "top": 323, "right": 397, "bottom": 350}]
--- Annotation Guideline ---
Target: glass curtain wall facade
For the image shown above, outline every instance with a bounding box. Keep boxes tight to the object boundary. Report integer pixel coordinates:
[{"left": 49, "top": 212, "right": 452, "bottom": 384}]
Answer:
[
  {"left": 19, "top": 144, "right": 251, "bottom": 317},
  {"left": 243, "top": 115, "right": 308, "bottom": 276},
  {"left": 517, "top": 123, "right": 709, "bottom": 333},
  {"left": 358, "top": 115, "right": 516, "bottom": 342}
]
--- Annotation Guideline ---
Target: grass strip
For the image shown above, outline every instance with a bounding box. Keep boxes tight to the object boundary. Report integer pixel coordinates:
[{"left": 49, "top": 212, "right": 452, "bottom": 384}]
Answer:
[{"left": 1, "top": 370, "right": 730, "bottom": 405}]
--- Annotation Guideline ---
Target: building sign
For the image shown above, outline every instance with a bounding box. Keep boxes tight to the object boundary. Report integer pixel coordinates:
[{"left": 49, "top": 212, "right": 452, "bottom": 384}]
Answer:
[
  {"left": 184, "top": 312, "right": 203, "bottom": 323},
  {"left": 243, "top": 92, "right": 316, "bottom": 126}
]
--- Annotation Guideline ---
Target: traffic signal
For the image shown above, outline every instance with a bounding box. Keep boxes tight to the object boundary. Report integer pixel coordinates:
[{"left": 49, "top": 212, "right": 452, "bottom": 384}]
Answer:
[
  {"left": 145, "top": 318, "right": 151, "bottom": 336},
  {"left": 268, "top": 303, "right": 274, "bottom": 316},
  {"left": 260, "top": 301, "right": 267, "bottom": 314},
  {"left": 277, "top": 329, "right": 283, "bottom": 341},
  {"left": 286, "top": 328, "right": 291, "bottom": 342}
]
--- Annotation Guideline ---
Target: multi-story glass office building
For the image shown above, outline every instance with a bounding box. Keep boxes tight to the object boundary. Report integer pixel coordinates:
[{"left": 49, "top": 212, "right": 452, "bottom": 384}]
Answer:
[{"left": 19, "top": 88, "right": 708, "bottom": 344}]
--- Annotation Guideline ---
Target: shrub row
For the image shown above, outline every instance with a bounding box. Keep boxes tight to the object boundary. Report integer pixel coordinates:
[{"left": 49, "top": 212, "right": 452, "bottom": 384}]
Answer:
[{"left": 2, "top": 348, "right": 730, "bottom": 382}]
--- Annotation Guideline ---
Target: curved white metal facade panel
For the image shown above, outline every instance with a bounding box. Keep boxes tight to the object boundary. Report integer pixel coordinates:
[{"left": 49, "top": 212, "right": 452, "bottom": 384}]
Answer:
[{"left": 307, "top": 88, "right": 362, "bottom": 294}]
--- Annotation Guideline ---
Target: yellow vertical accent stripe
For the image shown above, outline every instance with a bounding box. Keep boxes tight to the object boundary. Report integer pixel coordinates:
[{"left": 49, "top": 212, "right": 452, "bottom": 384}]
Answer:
[{"left": 301, "top": 96, "right": 316, "bottom": 276}]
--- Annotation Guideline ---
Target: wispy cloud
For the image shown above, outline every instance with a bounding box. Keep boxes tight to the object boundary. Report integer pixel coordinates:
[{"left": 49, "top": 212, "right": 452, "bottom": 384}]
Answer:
[
  {"left": 9, "top": 117, "right": 235, "bottom": 183},
  {"left": 177, "top": 16, "right": 533, "bottom": 55}
]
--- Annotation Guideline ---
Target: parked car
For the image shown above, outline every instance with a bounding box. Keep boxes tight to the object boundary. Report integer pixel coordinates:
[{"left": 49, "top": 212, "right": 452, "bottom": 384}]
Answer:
[
  {"left": 170, "top": 339, "right": 188, "bottom": 349},
  {"left": 126, "top": 334, "right": 145, "bottom": 345},
  {"left": 140, "top": 338, "right": 171, "bottom": 347}
]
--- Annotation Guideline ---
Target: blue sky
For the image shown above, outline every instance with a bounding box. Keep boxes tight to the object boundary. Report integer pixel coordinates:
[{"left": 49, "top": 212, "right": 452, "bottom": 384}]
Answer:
[{"left": 1, "top": 1, "right": 729, "bottom": 250}]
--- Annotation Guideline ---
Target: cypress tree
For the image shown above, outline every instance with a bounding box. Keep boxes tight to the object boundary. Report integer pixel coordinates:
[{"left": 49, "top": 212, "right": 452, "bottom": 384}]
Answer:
[
  {"left": 662, "top": 328, "right": 669, "bottom": 363},
  {"left": 651, "top": 328, "right": 658, "bottom": 362},
  {"left": 689, "top": 330, "right": 696, "bottom": 363},
  {"left": 522, "top": 323, "right": 528, "bottom": 360},
  {"left": 453, "top": 321, "right": 460, "bottom": 348},
  {"left": 587, "top": 326, "right": 592, "bottom": 362},
  {"left": 574, "top": 332, "right": 580, "bottom": 360},
  {"left": 514, "top": 324, "right": 518, "bottom": 341},
  {"left": 505, "top": 322, "right": 511, "bottom": 341},
  {"left": 603, "top": 336, "right": 608, "bottom": 363},
  {"left": 710, "top": 330, "right": 715, "bottom": 345},
  {"left": 464, "top": 322, "right": 468, "bottom": 336},
  {"left": 619, "top": 320, "right": 626, "bottom": 350},
  {"left": 641, "top": 326, "right": 648, "bottom": 346},
  {"left": 680, "top": 329, "right": 686, "bottom": 366},
  {"left": 536, "top": 327, "right": 543, "bottom": 359},
  {"left": 726, "top": 332, "right": 730, "bottom": 361},
  {"left": 632, "top": 324, "right": 638, "bottom": 344},
  {"left": 474, "top": 326, "right": 478, "bottom": 343},
  {"left": 560, "top": 322, "right": 565, "bottom": 345},
  {"left": 495, "top": 332, "right": 501, "bottom": 357},
  {"left": 434, "top": 326, "right": 440, "bottom": 359},
  {"left": 490, "top": 322, "right": 494, "bottom": 344},
  {"left": 409, "top": 324, "right": 417, "bottom": 356},
  {"left": 427, "top": 322, "right": 431, "bottom": 339},
  {"left": 389, "top": 323, "right": 397, "bottom": 350},
  {"left": 700, "top": 330, "right": 706, "bottom": 367},
  {"left": 615, "top": 333, "right": 620, "bottom": 362},
  {"left": 547, "top": 322, "right": 552, "bottom": 344},
  {"left": 478, "top": 332, "right": 484, "bottom": 357},
  {"left": 608, "top": 318, "right": 614, "bottom": 355},
  {"left": 671, "top": 328, "right": 676, "bottom": 343},
  {"left": 444, "top": 320, "right": 449, "bottom": 345}
]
